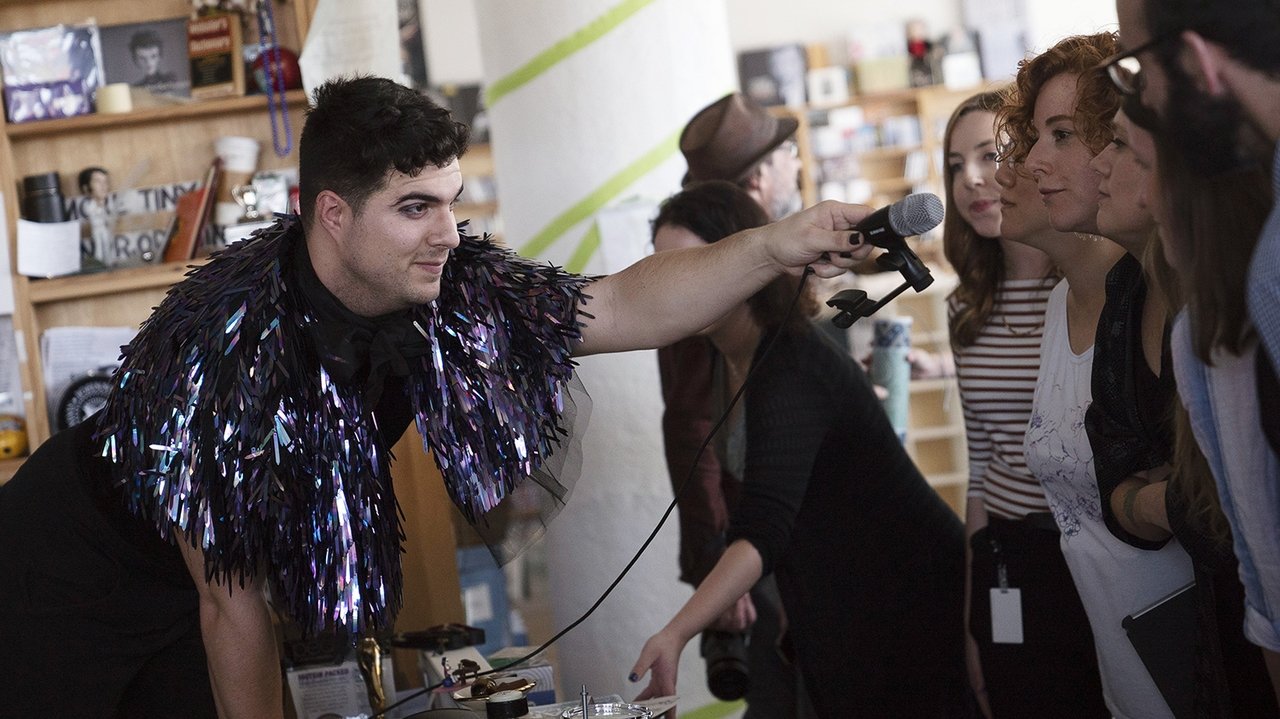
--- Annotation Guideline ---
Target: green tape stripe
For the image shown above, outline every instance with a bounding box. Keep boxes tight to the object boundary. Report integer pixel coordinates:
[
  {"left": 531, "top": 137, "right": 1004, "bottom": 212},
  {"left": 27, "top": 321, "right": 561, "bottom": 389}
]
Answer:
[
  {"left": 564, "top": 222, "right": 602, "bottom": 274},
  {"left": 681, "top": 700, "right": 746, "bottom": 719},
  {"left": 518, "top": 126, "right": 681, "bottom": 259},
  {"left": 486, "top": 0, "right": 659, "bottom": 107}
]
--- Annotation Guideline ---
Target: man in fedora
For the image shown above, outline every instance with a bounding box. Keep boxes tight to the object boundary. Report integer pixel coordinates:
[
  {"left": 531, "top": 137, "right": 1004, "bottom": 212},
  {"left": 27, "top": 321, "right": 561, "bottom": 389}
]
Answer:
[
  {"left": 680, "top": 92, "right": 803, "bottom": 219},
  {"left": 655, "top": 92, "right": 813, "bottom": 717}
]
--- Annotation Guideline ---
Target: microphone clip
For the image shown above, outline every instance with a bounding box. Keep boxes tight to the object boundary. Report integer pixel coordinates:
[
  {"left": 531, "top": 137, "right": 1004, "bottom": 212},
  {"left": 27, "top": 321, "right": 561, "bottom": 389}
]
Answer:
[{"left": 827, "top": 248, "right": 934, "bottom": 328}]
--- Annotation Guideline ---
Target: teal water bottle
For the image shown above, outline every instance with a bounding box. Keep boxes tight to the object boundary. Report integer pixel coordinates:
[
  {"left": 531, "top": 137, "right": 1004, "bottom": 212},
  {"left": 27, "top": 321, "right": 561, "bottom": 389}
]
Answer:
[{"left": 871, "top": 316, "right": 912, "bottom": 443}]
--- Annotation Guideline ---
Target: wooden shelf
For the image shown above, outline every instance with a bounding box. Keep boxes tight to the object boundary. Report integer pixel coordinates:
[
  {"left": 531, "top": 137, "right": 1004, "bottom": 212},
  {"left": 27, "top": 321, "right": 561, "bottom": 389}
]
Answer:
[
  {"left": 805, "top": 86, "right": 922, "bottom": 112},
  {"left": 26, "top": 260, "right": 207, "bottom": 305},
  {"left": 856, "top": 144, "right": 921, "bottom": 161},
  {"left": 925, "top": 471, "right": 968, "bottom": 488},
  {"left": 5, "top": 90, "right": 309, "bottom": 139},
  {"left": 909, "top": 377, "right": 954, "bottom": 394},
  {"left": 870, "top": 177, "right": 916, "bottom": 193},
  {"left": 909, "top": 425, "right": 964, "bottom": 442},
  {"left": 0, "top": 457, "right": 23, "bottom": 485},
  {"left": 457, "top": 201, "right": 498, "bottom": 216}
]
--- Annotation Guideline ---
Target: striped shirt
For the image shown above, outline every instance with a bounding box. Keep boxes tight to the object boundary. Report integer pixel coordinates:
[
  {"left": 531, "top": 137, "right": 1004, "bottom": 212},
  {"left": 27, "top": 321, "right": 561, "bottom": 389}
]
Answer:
[{"left": 950, "top": 277, "right": 1057, "bottom": 519}]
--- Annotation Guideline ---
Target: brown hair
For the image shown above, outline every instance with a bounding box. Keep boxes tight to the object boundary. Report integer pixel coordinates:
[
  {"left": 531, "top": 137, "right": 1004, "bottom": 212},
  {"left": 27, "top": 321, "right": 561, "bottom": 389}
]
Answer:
[
  {"left": 943, "top": 88, "right": 1008, "bottom": 347},
  {"left": 1156, "top": 130, "right": 1269, "bottom": 362},
  {"left": 1148, "top": 136, "right": 1271, "bottom": 547},
  {"left": 997, "top": 32, "right": 1121, "bottom": 163},
  {"left": 652, "top": 180, "right": 815, "bottom": 334}
]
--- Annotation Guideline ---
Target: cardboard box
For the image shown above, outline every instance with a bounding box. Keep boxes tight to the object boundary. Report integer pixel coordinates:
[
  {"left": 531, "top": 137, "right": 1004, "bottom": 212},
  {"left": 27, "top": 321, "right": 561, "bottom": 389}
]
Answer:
[
  {"left": 285, "top": 657, "right": 393, "bottom": 719},
  {"left": 854, "top": 56, "right": 910, "bottom": 94}
]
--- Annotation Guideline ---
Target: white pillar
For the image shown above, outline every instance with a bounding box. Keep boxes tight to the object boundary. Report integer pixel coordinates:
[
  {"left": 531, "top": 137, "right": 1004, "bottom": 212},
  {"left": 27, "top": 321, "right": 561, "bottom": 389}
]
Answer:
[{"left": 473, "top": 0, "right": 735, "bottom": 707}]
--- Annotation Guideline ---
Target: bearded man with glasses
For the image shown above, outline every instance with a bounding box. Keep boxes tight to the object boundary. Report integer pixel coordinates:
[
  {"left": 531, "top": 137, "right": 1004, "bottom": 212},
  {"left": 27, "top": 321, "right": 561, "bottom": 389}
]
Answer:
[{"left": 1114, "top": 0, "right": 1280, "bottom": 706}]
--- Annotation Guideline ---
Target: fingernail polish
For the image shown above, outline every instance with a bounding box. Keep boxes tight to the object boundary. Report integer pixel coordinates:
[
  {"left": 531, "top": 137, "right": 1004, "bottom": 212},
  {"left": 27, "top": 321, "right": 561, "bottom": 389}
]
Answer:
[{"left": 628, "top": 672, "right": 639, "bottom": 682}]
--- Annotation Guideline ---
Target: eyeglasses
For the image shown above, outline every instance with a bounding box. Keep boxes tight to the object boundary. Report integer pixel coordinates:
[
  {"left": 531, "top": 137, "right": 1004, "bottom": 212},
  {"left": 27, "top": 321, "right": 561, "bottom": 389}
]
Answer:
[
  {"left": 1101, "top": 32, "right": 1180, "bottom": 96},
  {"left": 777, "top": 139, "right": 799, "bottom": 160}
]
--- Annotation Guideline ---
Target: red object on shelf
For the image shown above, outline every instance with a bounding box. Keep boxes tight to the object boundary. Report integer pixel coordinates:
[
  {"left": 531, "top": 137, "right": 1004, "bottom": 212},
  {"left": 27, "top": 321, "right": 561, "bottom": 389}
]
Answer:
[{"left": 251, "top": 46, "right": 302, "bottom": 94}]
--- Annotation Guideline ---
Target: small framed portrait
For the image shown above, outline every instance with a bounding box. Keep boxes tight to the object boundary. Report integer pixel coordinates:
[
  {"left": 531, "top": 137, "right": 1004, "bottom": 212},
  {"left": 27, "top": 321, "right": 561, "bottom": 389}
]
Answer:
[{"left": 98, "top": 18, "right": 191, "bottom": 97}]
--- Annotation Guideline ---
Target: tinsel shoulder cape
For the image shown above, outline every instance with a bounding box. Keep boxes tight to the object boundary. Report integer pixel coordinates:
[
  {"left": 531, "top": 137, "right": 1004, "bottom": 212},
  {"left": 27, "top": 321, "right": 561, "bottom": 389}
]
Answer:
[{"left": 95, "top": 217, "right": 591, "bottom": 635}]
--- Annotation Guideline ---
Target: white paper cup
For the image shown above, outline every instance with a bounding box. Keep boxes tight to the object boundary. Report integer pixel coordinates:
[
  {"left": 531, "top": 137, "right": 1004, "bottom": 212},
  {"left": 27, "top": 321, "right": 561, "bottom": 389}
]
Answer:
[{"left": 214, "top": 136, "right": 261, "bottom": 174}]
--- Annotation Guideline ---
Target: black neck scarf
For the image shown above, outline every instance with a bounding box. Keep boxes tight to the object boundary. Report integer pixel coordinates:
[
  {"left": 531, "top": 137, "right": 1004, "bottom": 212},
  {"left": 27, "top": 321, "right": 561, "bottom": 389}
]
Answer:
[{"left": 292, "top": 239, "right": 430, "bottom": 406}]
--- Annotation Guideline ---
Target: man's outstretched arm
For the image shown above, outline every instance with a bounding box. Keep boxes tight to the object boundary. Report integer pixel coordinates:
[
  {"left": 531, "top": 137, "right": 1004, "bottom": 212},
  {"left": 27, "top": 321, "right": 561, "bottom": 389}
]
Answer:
[{"left": 575, "top": 200, "right": 872, "bottom": 356}]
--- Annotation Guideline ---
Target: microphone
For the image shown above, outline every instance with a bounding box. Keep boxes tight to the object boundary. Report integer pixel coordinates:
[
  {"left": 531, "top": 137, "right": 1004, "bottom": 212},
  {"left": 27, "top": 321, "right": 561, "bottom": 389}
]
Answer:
[
  {"left": 853, "top": 192, "right": 941, "bottom": 291},
  {"left": 828, "top": 193, "right": 943, "bottom": 328}
]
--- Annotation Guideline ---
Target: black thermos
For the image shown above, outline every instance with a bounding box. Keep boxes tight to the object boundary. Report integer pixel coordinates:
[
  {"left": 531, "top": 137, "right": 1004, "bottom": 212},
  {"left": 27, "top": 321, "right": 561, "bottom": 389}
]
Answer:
[{"left": 22, "top": 172, "right": 66, "bottom": 222}]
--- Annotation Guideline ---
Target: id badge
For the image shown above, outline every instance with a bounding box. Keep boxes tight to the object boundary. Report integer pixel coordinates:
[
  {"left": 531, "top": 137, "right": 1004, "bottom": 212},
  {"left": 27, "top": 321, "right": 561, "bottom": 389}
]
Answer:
[{"left": 990, "top": 587, "right": 1024, "bottom": 644}]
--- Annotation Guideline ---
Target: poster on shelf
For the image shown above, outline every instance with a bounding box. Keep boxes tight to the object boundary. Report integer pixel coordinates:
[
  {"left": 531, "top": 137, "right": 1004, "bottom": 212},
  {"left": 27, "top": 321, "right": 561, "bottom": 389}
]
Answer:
[
  {"left": 0, "top": 23, "right": 104, "bottom": 124},
  {"left": 61, "top": 180, "right": 200, "bottom": 267},
  {"left": 62, "top": 179, "right": 198, "bottom": 221},
  {"left": 737, "top": 43, "right": 808, "bottom": 108}
]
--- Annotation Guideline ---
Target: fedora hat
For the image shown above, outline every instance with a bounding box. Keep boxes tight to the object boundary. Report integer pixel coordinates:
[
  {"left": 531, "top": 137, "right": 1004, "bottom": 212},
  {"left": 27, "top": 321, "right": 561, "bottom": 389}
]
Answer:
[{"left": 679, "top": 93, "right": 798, "bottom": 185}]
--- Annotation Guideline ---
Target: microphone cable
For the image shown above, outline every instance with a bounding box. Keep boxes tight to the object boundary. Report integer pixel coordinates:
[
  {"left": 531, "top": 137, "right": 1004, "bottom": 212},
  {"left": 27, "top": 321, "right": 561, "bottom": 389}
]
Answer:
[{"left": 373, "top": 266, "right": 816, "bottom": 717}]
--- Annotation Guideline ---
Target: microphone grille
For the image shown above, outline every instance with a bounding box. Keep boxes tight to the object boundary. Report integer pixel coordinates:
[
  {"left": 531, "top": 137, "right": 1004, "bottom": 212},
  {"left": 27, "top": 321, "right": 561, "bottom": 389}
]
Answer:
[{"left": 889, "top": 193, "right": 945, "bottom": 237}]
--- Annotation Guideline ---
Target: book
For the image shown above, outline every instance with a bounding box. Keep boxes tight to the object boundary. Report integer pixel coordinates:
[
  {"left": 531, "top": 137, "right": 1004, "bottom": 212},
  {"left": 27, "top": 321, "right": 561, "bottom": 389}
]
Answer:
[
  {"left": 1121, "top": 581, "right": 1196, "bottom": 719},
  {"left": 164, "top": 160, "right": 220, "bottom": 263},
  {"left": 186, "top": 13, "right": 244, "bottom": 100}
]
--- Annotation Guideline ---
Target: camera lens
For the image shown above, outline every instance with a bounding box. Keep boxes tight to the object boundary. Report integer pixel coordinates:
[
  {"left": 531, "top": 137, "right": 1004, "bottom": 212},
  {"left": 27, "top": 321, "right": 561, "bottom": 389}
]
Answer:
[{"left": 700, "top": 630, "right": 750, "bottom": 701}]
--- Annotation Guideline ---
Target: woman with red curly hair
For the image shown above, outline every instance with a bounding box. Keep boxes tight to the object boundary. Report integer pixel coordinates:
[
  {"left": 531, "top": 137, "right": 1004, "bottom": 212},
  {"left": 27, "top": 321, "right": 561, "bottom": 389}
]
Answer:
[{"left": 1001, "top": 32, "right": 1194, "bottom": 718}]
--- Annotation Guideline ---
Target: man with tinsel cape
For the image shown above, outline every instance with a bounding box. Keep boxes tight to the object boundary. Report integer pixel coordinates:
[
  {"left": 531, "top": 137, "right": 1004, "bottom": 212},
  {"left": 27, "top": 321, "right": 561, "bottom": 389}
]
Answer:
[{"left": 0, "top": 75, "right": 874, "bottom": 717}]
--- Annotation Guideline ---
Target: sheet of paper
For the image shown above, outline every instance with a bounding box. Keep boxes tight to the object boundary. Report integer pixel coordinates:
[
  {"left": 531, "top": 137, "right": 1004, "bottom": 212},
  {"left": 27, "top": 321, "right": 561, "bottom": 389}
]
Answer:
[
  {"left": 40, "top": 326, "right": 136, "bottom": 422},
  {"left": 0, "top": 317, "right": 24, "bottom": 415},
  {"left": 16, "top": 218, "right": 81, "bottom": 277},
  {"left": 0, "top": 192, "right": 13, "bottom": 314},
  {"left": 595, "top": 199, "right": 660, "bottom": 274},
  {"left": 298, "top": 0, "right": 403, "bottom": 96}
]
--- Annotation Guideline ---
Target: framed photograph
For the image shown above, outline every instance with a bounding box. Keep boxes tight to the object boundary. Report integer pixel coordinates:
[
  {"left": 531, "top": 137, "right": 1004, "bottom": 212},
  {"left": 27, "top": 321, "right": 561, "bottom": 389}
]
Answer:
[
  {"left": 806, "top": 66, "right": 850, "bottom": 107},
  {"left": 98, "top": 18, "right": 191, "bottom": 97}
]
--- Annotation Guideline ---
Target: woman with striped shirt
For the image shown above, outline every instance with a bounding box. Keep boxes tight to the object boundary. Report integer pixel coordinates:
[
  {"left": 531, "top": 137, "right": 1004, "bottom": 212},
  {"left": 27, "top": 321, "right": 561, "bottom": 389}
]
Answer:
[{"left": 943, "top": 89, "right": 1107, "bottom": 717}]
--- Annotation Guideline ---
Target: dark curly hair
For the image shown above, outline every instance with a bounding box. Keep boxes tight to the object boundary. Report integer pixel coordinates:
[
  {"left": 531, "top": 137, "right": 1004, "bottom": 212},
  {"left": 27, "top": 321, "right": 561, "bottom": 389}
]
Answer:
[
  {"left": 299, "top": 75, "right": 470, "bottom": 229},
  {"left": 652, "top": 180, "right": 815, "bottom": 334},
  {"left": 997, "top": 32, "right": 1121, "bottom": 163}
]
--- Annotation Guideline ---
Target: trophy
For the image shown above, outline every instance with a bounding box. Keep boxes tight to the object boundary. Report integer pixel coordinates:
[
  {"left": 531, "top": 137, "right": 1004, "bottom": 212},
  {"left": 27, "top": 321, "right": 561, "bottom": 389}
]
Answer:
[{"left": 231, "top": 182, "right": 263, "bottom": 222}]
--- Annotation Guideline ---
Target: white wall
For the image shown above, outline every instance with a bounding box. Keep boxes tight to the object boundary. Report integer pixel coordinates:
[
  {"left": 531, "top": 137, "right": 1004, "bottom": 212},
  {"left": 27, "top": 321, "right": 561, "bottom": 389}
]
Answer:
[
  {"left": 1024, "top": 0, "right": 1117, "bottom": 53},
  {"left": 426, "top": 0, "right": 1117, "bottom": 84},
  {"left": 725, "top": 0, "right": 961, "bottom": 63}
]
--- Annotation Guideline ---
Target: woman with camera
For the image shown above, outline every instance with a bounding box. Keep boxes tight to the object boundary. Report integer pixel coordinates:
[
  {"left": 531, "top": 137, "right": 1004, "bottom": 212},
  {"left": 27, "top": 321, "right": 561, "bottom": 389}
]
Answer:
[{"left": 628, "top": 181, "right": 967, "bottom": 717}]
